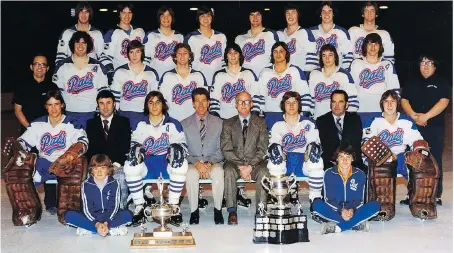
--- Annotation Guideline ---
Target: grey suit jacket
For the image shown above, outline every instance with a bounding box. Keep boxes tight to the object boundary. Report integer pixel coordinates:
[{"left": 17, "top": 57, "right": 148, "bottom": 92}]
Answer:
[
  {"left": 220, "top": 114, "right": 269, "bottom": 166},
  {"left": 181, "top": 113, "right": 224, "bottom": 164}
]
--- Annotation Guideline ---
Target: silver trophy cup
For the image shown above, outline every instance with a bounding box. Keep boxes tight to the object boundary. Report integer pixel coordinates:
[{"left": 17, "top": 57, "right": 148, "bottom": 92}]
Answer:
[{"left": 261, "top": 174, "right": 297, "bottom": 208}]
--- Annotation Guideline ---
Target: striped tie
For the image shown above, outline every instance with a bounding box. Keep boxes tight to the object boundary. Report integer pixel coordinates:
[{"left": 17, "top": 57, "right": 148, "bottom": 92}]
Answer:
[
  {"left": 103, "top": 120, "right": 109, "bottom": 140},
  {"left": 336, "top": 117, "right": 343, "bottom": 140},
  {"left": 200, "top": 118, "right": 206, "bottom": 144}
]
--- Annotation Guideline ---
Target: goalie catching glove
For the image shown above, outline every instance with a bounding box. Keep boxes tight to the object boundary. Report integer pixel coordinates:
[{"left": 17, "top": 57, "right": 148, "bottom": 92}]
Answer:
[{"left": 49, "top": 142, "right": 86, "bottom": 177}]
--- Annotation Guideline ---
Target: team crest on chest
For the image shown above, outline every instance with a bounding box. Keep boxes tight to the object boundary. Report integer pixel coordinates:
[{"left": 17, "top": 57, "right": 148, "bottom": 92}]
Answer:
[
  {"left": 67, "top": 72, "right": 94, "bottom": 94},
  {"left": 359, "top": 66, "right": 385, "bottom": 89},
  {"left": 281, "top": 124, "right": 311, "bottom": 152},
  {"left": 200, "top": 41, "right": 223, "bottom": 64},
  {"left": 143, "top": 133, "right": 169, "bottom": 155},
  {"left": 314, "top": 81, "right": 340, "bottom": 102},
  {"left": 315, "top": 34, "right": 338, "bottom": 54},
  {"left": 221, "top": 79, "right": 245, "bottom": 103},
  {"left": 354, "top": 37, "right": 364, "bottom": 55},
  {"left": 120, "top": 39, "right": 130, "bottom": 58},
  {"left": 287, "top": 38, "right": 296, "bottom": 55},
  {"left": 123, "top": 80, "right": 148, "bottom": 101},
  {"left": 155, "top": 40, "right": 178, "bottom": 61},
  {"left": 267, "top": 74, "right": 292, "bottom": 98},
  {"left": 40, "top": 130, "right": 67, "bottom": 156},
  {"left": 172, "top": 81, "right": 197, "bottom": 105},
  {"left": 378, "top": 128, "right": 404, "bottom": 148},
  {"left": 242, "top": 39, "right": 265, "bottom": 62},
  {"left": 350, "top": 178, "right": 358, "bottom": 191}
]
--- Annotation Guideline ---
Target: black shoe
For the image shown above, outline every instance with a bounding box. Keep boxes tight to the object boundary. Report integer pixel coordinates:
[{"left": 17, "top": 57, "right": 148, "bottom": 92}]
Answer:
[
  {"left": 198, "top": 198, "right": 208, "bottom": 209},
  {"left": 130, "top": 204, "right": 146, "bottom": 227},
  {"left": 190, "top": 209, "right": 199, "bottom": 225},
  {"left": 400, "top": 197, "right": 410, "bottom": 205},
  {"left": 436, "top": 198, "right": 442, "bottom": 206},
  {"left": 178, "top": 196, "right": 184, "bottom": 206},
  {"left": 214, "top": 208, "right": 224, "bottom": 224},
  {"left": 222, "top": 197, "right": 226, "bottom": 208},
  {"left": 171, "top": 214, "right": 183, "bottom": 225},
  {"left": 237, "top": 187, "right": 251, "bottom": 208}
]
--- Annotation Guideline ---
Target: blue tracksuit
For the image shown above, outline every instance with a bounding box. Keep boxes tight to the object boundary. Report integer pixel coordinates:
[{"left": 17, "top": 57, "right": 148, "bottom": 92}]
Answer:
[
  {"left": 64, "top": 176, "right": 132, "bottom": 233},
  {"left": 313, "top": 166, "right": 380, "bottom": 231}
]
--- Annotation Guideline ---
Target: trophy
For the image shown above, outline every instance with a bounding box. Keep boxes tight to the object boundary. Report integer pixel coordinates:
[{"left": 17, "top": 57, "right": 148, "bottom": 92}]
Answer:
[
  {"left": 253, "top": 173, "right": 309, "bottom": 244},
  {"left": 130, "top": 175, "right": 195, "bottom": 248}
]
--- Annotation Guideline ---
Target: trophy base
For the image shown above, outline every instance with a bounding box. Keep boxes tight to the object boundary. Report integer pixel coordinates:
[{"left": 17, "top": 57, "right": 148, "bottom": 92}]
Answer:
[{"left": 131, "top": 232, "right": 196, "bottom": 248}]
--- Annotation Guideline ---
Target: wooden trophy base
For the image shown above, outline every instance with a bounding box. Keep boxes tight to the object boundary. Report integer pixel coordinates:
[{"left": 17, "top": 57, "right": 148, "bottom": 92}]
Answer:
[{"left": 130, "top": 231, "right": 196, "bottom": 248}]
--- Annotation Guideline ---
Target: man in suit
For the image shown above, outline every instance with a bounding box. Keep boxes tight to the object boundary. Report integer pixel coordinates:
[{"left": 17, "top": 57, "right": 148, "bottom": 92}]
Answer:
[
  {"left": 316, "top": 89, "right": 365, "bottom": 172},
  {"left": 86, "top": 90, "right": 132, "bottom": 208},
  {"left": 181, "top": 88, "right": 225, "bottom": 225},
  {"left": 221, "top": 91, "right": 269, "bottom": 225}
]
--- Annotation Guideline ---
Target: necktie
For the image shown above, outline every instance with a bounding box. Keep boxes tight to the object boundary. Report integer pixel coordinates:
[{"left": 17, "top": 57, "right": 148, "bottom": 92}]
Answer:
[
  {"left": 200, "top": 118, "right": 206, "bottom": 144},
  {"left": 242, "top": 119, "right": 248, "bottom": 145},
  {"left": 336, "top": 117, "right": 343, "bottom": 140},
  {"left": 103, "top": 119, "right": 109, "bottom": 139}
]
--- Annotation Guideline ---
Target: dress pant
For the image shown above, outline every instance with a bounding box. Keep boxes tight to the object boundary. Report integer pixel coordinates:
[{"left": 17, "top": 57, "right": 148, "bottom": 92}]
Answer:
[{"left": 186, "top": 163, "right": 224, "bottom": 212}]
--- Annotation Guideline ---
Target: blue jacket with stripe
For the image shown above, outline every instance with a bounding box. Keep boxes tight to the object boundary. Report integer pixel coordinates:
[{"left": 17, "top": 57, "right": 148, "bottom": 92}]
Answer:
[{"left": 81, "top": 176, "right": 120, "bottom": 223}]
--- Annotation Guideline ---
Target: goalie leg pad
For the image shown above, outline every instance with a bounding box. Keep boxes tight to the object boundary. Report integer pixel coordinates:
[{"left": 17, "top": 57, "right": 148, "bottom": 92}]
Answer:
[
  {"left": 303, "top": 159, "right": 324, "bottom": 201},
  {"left": 167, "top": 159, "right": 188, "bottom": 205},
  {"left": 367, "top": 160, "right": 397, "bottom": 221},
  {"left": 124, "top": 160, "right": 148, "bottom": 206}
]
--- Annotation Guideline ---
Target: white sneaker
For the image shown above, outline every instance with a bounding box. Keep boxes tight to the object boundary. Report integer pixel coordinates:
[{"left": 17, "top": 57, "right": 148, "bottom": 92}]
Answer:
[
  {"left": 109, "top": 225, "right": 128, "bottom": 236},
  {"left": 76, "top": 227, "right": 92, "bottom": 236}
]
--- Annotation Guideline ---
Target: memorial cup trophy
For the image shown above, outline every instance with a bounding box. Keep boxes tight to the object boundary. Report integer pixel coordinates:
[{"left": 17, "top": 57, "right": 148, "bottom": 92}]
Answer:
[{"left": 130, "top": 175, "right": 196, "bottom": 248}]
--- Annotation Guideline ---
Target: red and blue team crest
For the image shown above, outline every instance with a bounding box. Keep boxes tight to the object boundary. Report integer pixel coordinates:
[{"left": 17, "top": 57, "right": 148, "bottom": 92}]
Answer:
[
  {"left": 40, "top": 130, "right": 67, "bottom": 156},
  {"left": 359, "top": 66, "right": 386, "bottom": 89},
  {"left": 155, "top": 40, "right": 178, "bottom": 61},
  {"left": 315, "top": 34, "right": 338, "bottom": 54},
  {"left": 378, "top": 128, "right": 404, "bottom": 148},
  {"left": 134, "top": 36, "right": 142, "bottom": 43},
  {"left": 200, "top": 41, "right": 223, "bottom": 64},
  {"left": 281, "top": 124, "right": 311, "bottom": 152},
  {"left": 172, "top": 81, "right": 197, "bottom": 105},
  {"left": 67, "top": 72, "right": 94, "bottom": 94},
  {"left": 242, "top": 39, "right": 265, "bottom": 62},
  {"left": 314, "top": 81, "right": 340, "bottom": 102},
  {"left": 122, "top": 80, "right": 148, "bottom": 101},
  {"left": 143, "top": 133, "right": 169, "bottom": 155},
  {"left": 354, "top": 37, "right": 364, "bottom": 55},
  {"left": 287, "top": 38, "right": 296, "bottom": 55},
  {"left": 267, "top": 74, "right": 292, "bottom": 98},
  {"left": 120, "top": 39, "right": 130, "bottom": 58},
  {"left": 221, "top": 79, "right": 245, "bottom": 103}
]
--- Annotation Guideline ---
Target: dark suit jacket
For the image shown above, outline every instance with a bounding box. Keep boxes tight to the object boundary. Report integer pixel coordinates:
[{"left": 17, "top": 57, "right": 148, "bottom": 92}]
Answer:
[
  {"left": 316, "top": 111, "right": 364, "bottom": 170},
  {"left": 86, "top": 113, "right": 131, "bottom": 166},
  {"left": 220, "top": 114, "right": 269, "bottom": 166}
]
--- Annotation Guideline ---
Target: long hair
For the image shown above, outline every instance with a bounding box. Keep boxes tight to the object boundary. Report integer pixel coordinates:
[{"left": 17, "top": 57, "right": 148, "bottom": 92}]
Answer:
[
  {"left": 379, "top": 90, "right": 401, "bottom": 112},
  {"left": 270, "top": 41, "right": 290, "bottom": 64},
  {"left": 89, "top": 154, "right": 114, "bottom": 176},
  {"left": 69, "top": 31, "right": 93, "bottom": 54},
  {"left": 224, "top": 43, "right": 244, "bottom": 66},
  {"left": 172, "top": 43, "right": 194, "bottom": 65},
  {"left": 127, "top": 40, "right": 145, "bottom": 62},
  {"left": 361, "top": 33, "right": 384, "bottom": 57},
  {"left": 319, "top": 44, "right": 339, "bottom": 68},
  {"left": 157, "top": 5, "right": 175, "bottom": 25},
  {"left": 75, "top": 1, "right": 94, "bottom": 21},
  {"left": 280, "top": 91, "right": 302, "bottom": 114},
  {"left": 44, "top": 89, "right": 66, "bottom": 113},
  {"left": 144, "top": 90, "right": 169, "bottom": 116}
]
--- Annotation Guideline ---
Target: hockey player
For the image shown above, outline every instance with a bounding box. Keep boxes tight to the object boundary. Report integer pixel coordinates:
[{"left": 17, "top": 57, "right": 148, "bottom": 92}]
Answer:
[
  {"left": 255, "top": 41, "right": 311, "bottom": 129},
  {"left": 52, "top": 31, "right": 108, "bottom": 129},
  {"left": 349, "top": 33, "right": 400, "bottom": 122},
  {"left": 144, "top": 6, "right": 184, "bottom": 79},
  {"left": 309, "top": 2, "right": 354, "bottom": 70},
  {"left": 111, "top": 40, "right": 159, "bottom": 129},
  {"left": 210, "top": 43, "right": 259, "bottom": 119},
  {"left": 309, "top": 44, "right": 359, "bottom": 119},
  {"left": 184, "top": 6, "right": 227, "bottom": 86},
  {"left": 100, "top": 3, "right": 145, "bottom": 83},
  {"left": 125, "top": 91, "right": 188, "bottom": 226},
  {"left": 349, "top": 1, "right": 395, "bottom": 63},
  {"left": 235, "top": 8, "right": 279, "bottom": 76},
  {"left": 159, "top": 43, "right": 208, "bottom": 121},
  {"left": 277, "top": 4, "right": 318, "bottom": 74},
  {"left": 56, "top": 1, "right": 104, "bottom": 66}
]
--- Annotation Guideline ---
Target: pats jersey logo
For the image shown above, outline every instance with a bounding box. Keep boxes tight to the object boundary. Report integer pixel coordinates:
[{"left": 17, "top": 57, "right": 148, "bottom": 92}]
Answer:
[
  {"left": 155, "top": 40, "right": 178, "bottom": 61},
  {"left": 172, "top": 81, "right": 197, "bottom": 105},
  {"left": 120, "top": 39, "right": 130, "bottom": 58},
  {"left": 359, "top": 66, "right": 386, "bottom": 89},
  {"left": 378, "top": 128, "right": 404, "bottom": 148},
  {"left": 242, "top": 39, "right": 265, "bottom": 62},
  {"left": 315, "top": 34, "right": 338, "bottom": 54},
  {"left": 40, "top": 130, "right": 67, "bottom": 156},
  {"left": 123, "top": 80, "right": 148, "bottom": 101},
  {"left": 287, "top": 38, "right": 296, "bottom": 55},
  {"left": 200, "top": 41, "right": 223, "bottom": 64},
  {"left": 267, "top": 74, "right": 292, "bottom": 98},
  {"left": 354, "top": 37, "right": 364, "bottom": 55},
  {"left": 221, "top": 79, "right": 245, "bottom": 103},
  {"left": 314, "top": 81, "right": 340, "bottom": 102},
  {"left": 67, "top": 72, "right": 94, "bottom": 94},
  {"left": 143, "top": 133, "right": 169, "bottom": 155},
  {"left": 281, "top": 124, "right": 311, "bottom": 152}
]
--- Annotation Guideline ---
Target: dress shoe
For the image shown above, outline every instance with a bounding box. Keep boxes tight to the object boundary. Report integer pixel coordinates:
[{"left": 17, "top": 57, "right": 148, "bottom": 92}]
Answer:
[
  {"left": 228, "top": 212, "right": 238, "bottom": 225},
  {"left": 214, "top": 208, "right": 224, "bottom": 224},
  {"left": 190, "top": 209, "right": 199, "bottom": 225}
]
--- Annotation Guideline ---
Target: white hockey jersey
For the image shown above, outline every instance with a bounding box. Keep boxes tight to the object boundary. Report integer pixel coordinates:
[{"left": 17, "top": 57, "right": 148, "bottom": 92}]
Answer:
[
  {"left": 56, "top": 25, "right": 104, "bottom": 65},
  {"left": 234, "top": 28, "right": 279, "bottom": 76},
  {"left": 348, "top": 25, "right": 395, "bottom": 63},
  {"left": 277, "top": 27, "right": 318, "bottom": 72},
  {"left": 100, "top": 25, "right": 145, "bottom": 73},
  {"left": 111, "top": 64, "right": 159, "bottom": 112},
  {"left": 349, "top": 57, "right": 400, "bottom": 113},
  {"left": 210, "top": 67, "right": 258, "bottom": 119},
  {"left": 308, "top": 67, "right": 359, "bottom": 118},
  {"left": 255, "top": 65, "right": 311, "bottom": 114},
  {"left": 158, "top": 69, "right": 208, "bottom": 121},
  {"left": 18, "top": 115, "right": 88, "bottom": 162},
  {"left": 270, "top": 115, "right": 320, "bottom": 154},
  {"left": 52, "top": 57, "right": 108, "bottom": 112},
  {"left": 184, "top": 30, "right": 227, "bottom": 85},
  {"left": 143, "top": 29, "right": 184, "bottom": 79},
  {"left": 362, "top": 113, "right": 423, "bottom": 155},
  {"left": 309, "top": 24, "right": 354, "bottom": 70},
  {"left": 131, "top": 115, "right": 186, "bottom": 156}
]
